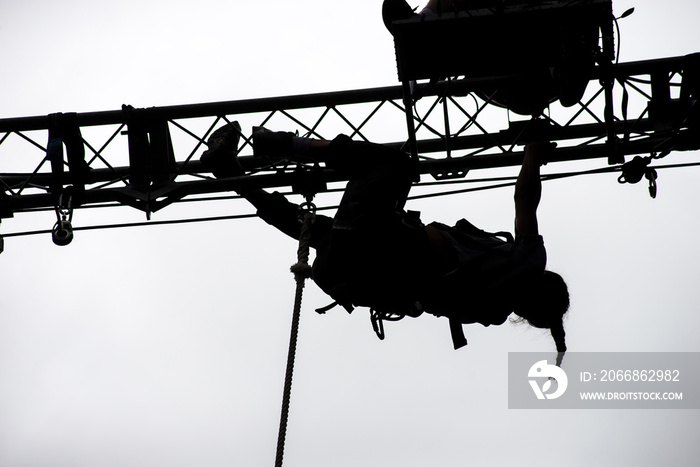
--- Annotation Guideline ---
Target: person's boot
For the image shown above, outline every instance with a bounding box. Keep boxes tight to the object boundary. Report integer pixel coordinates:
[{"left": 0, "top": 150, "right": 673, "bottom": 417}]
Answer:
[{"left": 200, "top": 121, "right": 244, "bottom": 178}]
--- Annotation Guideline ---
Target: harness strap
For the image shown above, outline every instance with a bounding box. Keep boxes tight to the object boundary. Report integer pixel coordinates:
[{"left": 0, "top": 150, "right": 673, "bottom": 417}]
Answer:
[
  {"left": 449, "top": 318, "right": 468, "bottom": 350},
  {"left": 370, "top": 309, "right": 386, "bottom": 340},
  {"left": 315, "top": 300, "right": 354, "bottom": 315}
]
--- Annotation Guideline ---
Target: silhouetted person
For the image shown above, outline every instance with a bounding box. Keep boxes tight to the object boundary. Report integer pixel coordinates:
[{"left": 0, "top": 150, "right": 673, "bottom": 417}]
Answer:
[
  {"left": 201, "top": 123, "right": 569, "bottom": 355},
  {"left": 382, "top": 0, "right": 597, "bottom": 113},
  {"left": 383, "top": 0, "right": 544, "bottom": 27},
  {"left": 383, "top": 0, "right": 472, "bottom": 29}
]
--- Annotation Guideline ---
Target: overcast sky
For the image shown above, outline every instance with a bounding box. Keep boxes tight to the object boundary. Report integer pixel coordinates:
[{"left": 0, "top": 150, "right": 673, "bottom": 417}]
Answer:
[{"left": 1, "top": 1, "right": 699, "bottom": 466}]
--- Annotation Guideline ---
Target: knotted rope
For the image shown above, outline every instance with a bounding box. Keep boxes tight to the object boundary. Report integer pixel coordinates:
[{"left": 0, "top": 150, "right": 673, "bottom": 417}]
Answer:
[{"left": 274, "top": 202, "right": 315, "bottom": 467}]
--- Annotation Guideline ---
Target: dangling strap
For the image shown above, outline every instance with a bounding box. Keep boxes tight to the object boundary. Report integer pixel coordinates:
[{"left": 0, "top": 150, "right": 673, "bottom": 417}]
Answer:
[
  {"left": 370, "top": 308, "right": 386, "bottom": 340},
  {"left": 449, "top": 318, "right": 468, "bottom": 350}
]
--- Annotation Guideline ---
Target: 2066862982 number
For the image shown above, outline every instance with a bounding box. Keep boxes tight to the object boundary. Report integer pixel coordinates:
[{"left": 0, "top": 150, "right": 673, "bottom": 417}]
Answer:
[{"left": 599, "top": 369, "right": 680, "bottom": 382}]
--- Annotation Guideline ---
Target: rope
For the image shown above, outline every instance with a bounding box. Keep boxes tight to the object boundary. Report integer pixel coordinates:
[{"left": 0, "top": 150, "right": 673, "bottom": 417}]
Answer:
[{"left": 274, "top": 203, "right": 315, "bottom": 467}]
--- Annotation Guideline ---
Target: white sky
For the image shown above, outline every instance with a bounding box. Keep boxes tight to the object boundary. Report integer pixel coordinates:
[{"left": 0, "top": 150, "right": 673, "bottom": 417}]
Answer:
[{"left": 1, "top": 1, "right": 699, "bottom": 466}]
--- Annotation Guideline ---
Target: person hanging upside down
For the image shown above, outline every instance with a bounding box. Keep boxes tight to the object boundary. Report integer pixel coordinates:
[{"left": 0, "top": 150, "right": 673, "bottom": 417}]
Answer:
[{"left": 201, "top": 123, "right": 569, "bottom": 358}]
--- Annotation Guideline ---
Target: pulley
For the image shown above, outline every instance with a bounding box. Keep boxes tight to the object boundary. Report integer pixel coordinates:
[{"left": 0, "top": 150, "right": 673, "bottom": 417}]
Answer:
[
  {"left": 52, "top": 220, "right": 73, "bottom": 246},
  {"left": 617, "top": 155, "right": 659, "bottom": 199},
  {"left": 52, "top": 192, "right": 74, "bottom": 246}
]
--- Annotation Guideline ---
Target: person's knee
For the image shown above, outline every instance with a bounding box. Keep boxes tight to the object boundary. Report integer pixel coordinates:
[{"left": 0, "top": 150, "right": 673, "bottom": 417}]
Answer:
[
  {"left": 325, "top": 135, "right": 415, "bottom": 180},
  {"left": 328, "top": 134, "right": 353, "bottom": 151}
]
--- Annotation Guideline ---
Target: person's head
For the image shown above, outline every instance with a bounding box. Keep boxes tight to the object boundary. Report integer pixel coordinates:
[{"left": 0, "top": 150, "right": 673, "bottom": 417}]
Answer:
[{"left": 514, "top": 270, "right": 570, "bottom": 357}]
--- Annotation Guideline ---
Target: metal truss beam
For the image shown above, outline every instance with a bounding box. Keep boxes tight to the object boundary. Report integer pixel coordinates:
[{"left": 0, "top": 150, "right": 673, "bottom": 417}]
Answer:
[{"left": 0, "top": 55, "right": 698, "bottom": 222}]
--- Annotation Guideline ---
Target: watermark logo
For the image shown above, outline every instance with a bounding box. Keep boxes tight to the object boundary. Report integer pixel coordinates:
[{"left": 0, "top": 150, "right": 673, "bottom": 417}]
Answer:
[
  {"left": 528, "top": 360, "right": 568, "bottom": 400},
  {"left": 509, "top": 352, "right": 699, "bottom": 409}
]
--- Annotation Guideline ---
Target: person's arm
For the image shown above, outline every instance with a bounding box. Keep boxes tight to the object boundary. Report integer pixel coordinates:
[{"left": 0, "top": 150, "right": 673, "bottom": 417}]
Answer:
[
  {"left": 235, "top": 187, "right": 304, "bottom": 240},
  {"left": 235, "top": 187, "right": 273, "bottom": 211},
  {"left": 236, "top": 187, "right": 333, "bottom": 245},
  {"left": 514, "top": 142, "right": 552, "bottom": 236}
]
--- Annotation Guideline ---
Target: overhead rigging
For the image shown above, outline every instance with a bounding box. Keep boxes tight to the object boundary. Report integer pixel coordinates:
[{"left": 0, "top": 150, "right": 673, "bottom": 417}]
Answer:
[
  {"left": 2, "top": 2, "right": 698, "bottom": 465},
  {"left": 0, "top": 0, "right": 698, "bottom": 250}
]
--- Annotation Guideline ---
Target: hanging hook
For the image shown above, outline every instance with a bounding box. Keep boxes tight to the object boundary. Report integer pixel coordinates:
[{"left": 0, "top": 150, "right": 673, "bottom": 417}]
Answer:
[
  {"left": 292, "top": 163, "right": 326, "bottom": 203},
  {"left": 617, "top": 156, "right": 659, "bottom": 199},
  {"left": 617, "top": 156, "right": 648, "bottom": 184},
  {"left": 645, "top": 168, "right": 658, "bottom": 199},
  {"left": 298, "top": 198, "right": 317, "bottom": 216}
]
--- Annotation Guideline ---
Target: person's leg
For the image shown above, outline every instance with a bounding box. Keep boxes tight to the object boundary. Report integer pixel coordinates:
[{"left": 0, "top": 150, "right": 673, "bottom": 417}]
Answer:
[
  {"left": 322, "top": 135, "right": 411, "bottom": 178},
  {"left": 252, "top": 128, "right": 415, "bottom": 230},
  {"left": 253, "top": 128, "right": 412, "bottom": 180},
  {"left": 318, "top": 135, "right": 415, "bottom": 236},
  {"left": 199, "top": 123, "right": 334, "bottom": 246}
]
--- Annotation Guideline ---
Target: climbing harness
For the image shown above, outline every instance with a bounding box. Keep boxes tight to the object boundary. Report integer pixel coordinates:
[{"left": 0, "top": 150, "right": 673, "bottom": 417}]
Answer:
[
  {"left": 370, "top": 307, "right": 408, "bottom": 341},
  {"left": 273, "top": 198, "right": 315, "bottom": 467}
]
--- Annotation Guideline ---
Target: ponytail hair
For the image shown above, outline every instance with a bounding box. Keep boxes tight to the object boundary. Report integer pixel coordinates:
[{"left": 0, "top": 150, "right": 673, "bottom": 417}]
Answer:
[
  {"left": 513, "top": 270, "right": 570, "bottom": 365},
  {"left": 550, "top": 318, "right": 566, "bottom": 367}
]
